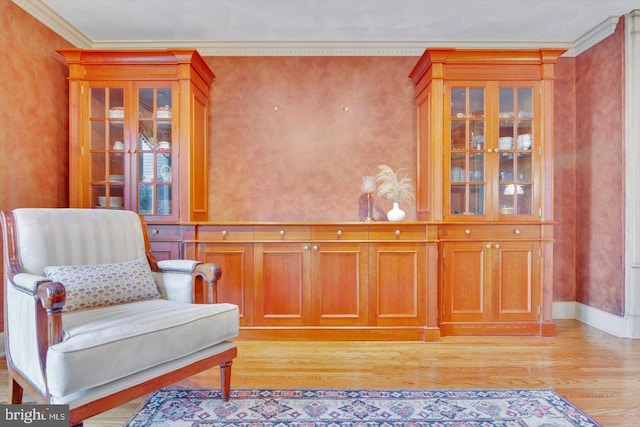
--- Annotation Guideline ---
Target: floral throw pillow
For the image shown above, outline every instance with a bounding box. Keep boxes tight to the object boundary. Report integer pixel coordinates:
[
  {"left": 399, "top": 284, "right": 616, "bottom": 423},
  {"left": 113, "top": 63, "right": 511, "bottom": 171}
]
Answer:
[{"left": 44, "top": 257, "right": 161, "bottom": 312}]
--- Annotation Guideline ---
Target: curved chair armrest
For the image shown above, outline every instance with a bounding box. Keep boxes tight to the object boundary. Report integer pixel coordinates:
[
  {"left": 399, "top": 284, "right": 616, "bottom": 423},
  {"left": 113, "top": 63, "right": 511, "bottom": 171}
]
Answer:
[
  {"left": 35, "top": 281, "right": 66, "bottom": 346},
  {"left": 154, "top": 260, "right": 222, "bottom": 304},
  {"left": 12, "top": 273, "right": 51, "bottom": 295},
  {"left": 193, "top": 263, "right": 222, "bottom": 304},
  {"left": 156, "top": 259, "right": 200, "bottom": 273}
]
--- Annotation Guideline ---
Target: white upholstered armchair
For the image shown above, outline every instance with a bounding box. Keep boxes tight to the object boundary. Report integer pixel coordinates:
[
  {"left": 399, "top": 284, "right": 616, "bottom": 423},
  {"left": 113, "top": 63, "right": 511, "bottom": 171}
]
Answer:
[{"left": 1, "top": 208, "right": 239, "bottom": 426}]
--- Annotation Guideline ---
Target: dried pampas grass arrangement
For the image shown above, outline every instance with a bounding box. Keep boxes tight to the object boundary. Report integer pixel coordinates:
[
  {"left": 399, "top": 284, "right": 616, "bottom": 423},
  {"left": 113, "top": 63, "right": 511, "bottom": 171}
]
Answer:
[{"left": 375, "top": 165, "right": 415, "bottom": 203}]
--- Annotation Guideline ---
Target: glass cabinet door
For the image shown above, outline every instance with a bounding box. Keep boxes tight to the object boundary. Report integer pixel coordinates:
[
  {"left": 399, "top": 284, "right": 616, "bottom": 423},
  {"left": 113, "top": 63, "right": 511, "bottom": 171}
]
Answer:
[
  {"left": 448, "top": 86, "right": 486, "bottom": 217},
  {"left": 136, "top": 86, "right": 175, "bottom": 218},
  {"left": 497, "top": 87, "right": 534, "bottom": 216},
  {"left": 89, "top": 85, "right": 125, "bottom": 210},
  {"left": 446, "top": 83, "right": 538, "bottom": 220}
]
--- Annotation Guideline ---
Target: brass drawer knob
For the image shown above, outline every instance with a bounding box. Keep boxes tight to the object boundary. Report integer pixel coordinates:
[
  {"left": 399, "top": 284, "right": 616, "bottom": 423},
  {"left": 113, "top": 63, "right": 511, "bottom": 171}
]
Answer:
[
  {"left": 337, "top": 230, "right": 343, "bottom": 236},
  {"left": 395, "top": 230, "right": 401, "bottom": 236},
  {"left": 465, "top": 229, "right": 471, "bottom": 235},
  {"left": 514, "top": 229, "right": 521, "bottom": 235}
]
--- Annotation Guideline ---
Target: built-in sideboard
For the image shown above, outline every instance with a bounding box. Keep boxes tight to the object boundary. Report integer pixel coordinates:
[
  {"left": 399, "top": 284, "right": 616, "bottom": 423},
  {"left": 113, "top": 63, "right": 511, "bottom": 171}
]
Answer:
[{"left": 146, "top": 221, "right": 553, "bottom": 340}]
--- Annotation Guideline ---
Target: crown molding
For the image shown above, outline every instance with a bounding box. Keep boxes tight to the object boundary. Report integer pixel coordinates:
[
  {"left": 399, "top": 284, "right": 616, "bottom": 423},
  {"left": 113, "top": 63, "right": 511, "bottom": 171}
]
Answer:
[
  {"left": 12, "top": 0, "right": 91, "bottom": 48},
  {"left": 566, "top": 16, "right": 620, "bottom": 57},
  {"left": 90, "top": 40, "right": 572, "bottom": 57}
]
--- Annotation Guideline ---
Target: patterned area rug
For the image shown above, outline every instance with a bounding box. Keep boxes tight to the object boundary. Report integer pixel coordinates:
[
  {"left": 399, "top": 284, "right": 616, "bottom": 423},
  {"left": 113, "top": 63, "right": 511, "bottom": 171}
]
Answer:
[{"left": 124, "top": 388, "right": 601, "bottom": 426}]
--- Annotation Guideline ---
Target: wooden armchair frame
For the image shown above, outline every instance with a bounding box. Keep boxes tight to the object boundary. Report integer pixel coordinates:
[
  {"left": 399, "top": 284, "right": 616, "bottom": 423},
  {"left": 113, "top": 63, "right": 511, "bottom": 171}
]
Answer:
[{"left": 2, "top": 210, "right": 237, "bottom": 426}]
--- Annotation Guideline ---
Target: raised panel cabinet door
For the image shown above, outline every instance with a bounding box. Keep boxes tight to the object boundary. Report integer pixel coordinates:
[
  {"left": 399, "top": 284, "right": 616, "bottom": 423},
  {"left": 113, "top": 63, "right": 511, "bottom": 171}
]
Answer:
[
  {"left": 441, "top": 241, "right": 489, "bottom": 323},
  {"left": 369, "top": 243, "right": 426, "bottom": 326},
  {"left": 198, "top": 243, "right": 254, "bottom": 326},
  {"left": 310, "top": 242, "right": 368, "bottom": 326},
  {"left": 149, "top": 241, "right": 181, "bottom": 261},
  {"left": 253, "top": 243, "right": 310, "bottom": 326},
  {"left": 491, "top": 241, "right": 541, "bottom": 322}
]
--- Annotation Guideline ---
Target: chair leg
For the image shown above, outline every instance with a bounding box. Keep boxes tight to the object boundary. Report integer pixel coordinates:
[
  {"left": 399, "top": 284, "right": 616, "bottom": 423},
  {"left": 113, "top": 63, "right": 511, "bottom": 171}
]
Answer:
[
  {"left": 220, "top": 360, "right": 233, "bottom": 401},
  {"left": 8, "top": 378, "right": 23, "bottom": 404}
]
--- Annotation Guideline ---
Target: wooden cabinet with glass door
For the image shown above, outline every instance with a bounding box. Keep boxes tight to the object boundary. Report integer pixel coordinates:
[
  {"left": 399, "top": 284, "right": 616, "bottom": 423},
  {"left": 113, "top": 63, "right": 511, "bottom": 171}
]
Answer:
[
  {"left": 410, "top": 48, "right": 564, "bottom": 336},
  {"left": 59, "top": 49, "right": 214, "bottom": 222}
]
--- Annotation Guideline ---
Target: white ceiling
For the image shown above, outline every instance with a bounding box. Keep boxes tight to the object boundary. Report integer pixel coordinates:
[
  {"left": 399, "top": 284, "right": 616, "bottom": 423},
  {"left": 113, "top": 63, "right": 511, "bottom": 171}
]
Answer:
[{"left": 15, "top": 0, "right": 640, "bottom": 56}]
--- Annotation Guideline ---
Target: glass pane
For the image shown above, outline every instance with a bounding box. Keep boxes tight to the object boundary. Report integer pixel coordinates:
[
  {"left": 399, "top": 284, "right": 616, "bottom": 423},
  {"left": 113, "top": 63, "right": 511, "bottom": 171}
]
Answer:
[
  {"left": 499, "top": 88, "right": 514, "bottom": 117},
  {"left": 469, "top": 185, "right": 484, "bottom": 215},
  {"left": 139, "top": 132, "right": 154, "bottom": 151},
  {"left": 109, "top": 122, "right": 125, "bottom": 150},
  {"left": 108, "top": 152, "right": 125, "bottom": 181},
  {"left": 469, "top": 153, "right": 484, "bottom": 182},
  {"left": 451, "top": 121, "right": 466, "bottom": 150},
  {"left": 517, "top": 121, "right": 533, "bottom": 150},
  {"left": 139, "top": 152, "right": 155, "bottom": 182},
  {"left": 451, "top": 88, "right": 466, "bottom": 118},
  {"left": 138, "top": 88, "right": 154, "bottom": 119},
  {"left": 451, "top": 185, "right": 466, "bottom": 215},
  {"left": 157, "top": 159, "right": 172, "bottom": 183},
  {"left": 499, "top": 154, "right": 514, "bottom": 182},
  {"left": 91, "top": 186, "right": 104, "bottom": 209},
  {"left": 469, "top": 88, "right": 484, "bottom": 118},
  {"left": 138, "top": 185, "right": 154, "bottom": 215},
  {"left": 517, "top": 88, "right": 533, "bottom": 117},
  {"left": 90, "top": 88, "right": 106, "bottom": 118},
  {"left": 516, "top": 153, "right": 532, "bottom": 182},
  {"left": 470, "top": 121, "right": 484, "bottom": 150},
  {"left": 499, "top": 184, "right": 516, "bottom": 215},
  {"left": 498, "top": 120, "right": 514, "bottom": 152},
  {"left": 156, "top": 88, "right": 173, "bottom": 120},
  {"left": 108, "top": 88, "right": 124, "bottom": 115},
  {"left": 157, "top": 122, "right": 172, "bottom": 150},
  {"left": 157, "top": 185, "right": 172, "bottom": 215},
  {"left": 517, "top": 185, "right": 533, "bottom": 214},
  {"left": 451, "top": 153, "right": 466, "bottom": 182},
  {"left": 90, "top": 152, "right": 106, "bottom": 182},
  {"left": 90, "top": 121, "right": 106, "bottom": 150}
]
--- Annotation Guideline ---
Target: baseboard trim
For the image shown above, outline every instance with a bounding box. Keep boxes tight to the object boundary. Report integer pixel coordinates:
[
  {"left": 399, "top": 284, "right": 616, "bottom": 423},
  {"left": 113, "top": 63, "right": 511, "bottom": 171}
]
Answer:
[{"left": 553, "top": 301, "right": 635, "bottom": 338}]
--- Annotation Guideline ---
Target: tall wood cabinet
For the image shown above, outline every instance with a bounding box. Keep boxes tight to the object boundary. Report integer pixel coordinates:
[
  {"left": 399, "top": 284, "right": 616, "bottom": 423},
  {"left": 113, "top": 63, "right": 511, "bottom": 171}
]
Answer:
[
  {"left": 410, "top": 48, "right": 564, "bottom": 336},
  {"left": 59, "top": 49, "right": 214, "bottom": 222}
]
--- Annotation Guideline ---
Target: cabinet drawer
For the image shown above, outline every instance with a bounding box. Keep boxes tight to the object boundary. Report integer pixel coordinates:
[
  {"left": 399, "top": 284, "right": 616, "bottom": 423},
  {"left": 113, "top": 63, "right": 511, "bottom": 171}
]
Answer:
[
  {"left": 311, "top": 225, "right": 368, "bottom": 241},
  {"left": 147, "top": 225, "right": 190, "bottom": 241},
  {"left": 439, "top": 225, "right": 540, "bottom": 240},
  {"left": 253, "top": 225, "right": 310, "bottom": 241},
  {"left": 368, "top": 224, "right": 426, "bottom": 240},
  {"left": 198, "top": 225, "right": 253, "bottom": 241}
]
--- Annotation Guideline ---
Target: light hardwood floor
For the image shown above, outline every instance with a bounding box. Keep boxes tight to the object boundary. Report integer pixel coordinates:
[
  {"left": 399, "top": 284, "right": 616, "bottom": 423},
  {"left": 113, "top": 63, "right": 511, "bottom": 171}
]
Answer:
[{"left": 2, "top": 320, "right": 639, "bottom": 426}]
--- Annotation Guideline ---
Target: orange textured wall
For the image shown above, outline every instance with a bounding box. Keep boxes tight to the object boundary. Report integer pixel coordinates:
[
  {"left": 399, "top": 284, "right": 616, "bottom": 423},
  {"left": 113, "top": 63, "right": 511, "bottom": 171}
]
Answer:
[
  {"left": 575, "top": 18, "right": 626, "bottom": 315},
  {"left": 553, "top": 57, "right": 577, "bottom": 301},
  {"left": 0, "top": 1, "right": 70, "bottom": 210},
  {"left": 204, "top": 56, "right": 418, "bottom": 222},
  {"left": 0, "top": 1, "right": 71, "bottom": 333}
]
